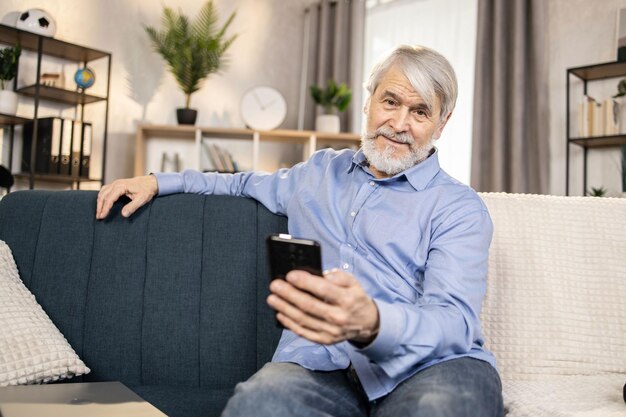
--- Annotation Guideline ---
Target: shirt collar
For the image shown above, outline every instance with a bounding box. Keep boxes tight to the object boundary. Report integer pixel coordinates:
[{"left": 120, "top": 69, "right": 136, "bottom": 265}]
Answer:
[{"left": 349, "top": 147, "right": 441, "bottom": 191}]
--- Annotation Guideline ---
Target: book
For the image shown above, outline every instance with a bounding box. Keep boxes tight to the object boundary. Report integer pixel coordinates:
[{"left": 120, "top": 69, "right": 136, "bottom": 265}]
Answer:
[
  {"left": 603, "top": 99, "right": 619, "bottom": 135},
  {"left": 206, "top": 143, "right": 225, "bottom": 171}
]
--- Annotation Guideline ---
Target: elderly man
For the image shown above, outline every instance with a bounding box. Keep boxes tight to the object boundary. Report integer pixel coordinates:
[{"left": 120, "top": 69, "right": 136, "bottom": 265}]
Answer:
[{"left": 97, "top": 45, "right": 503, "bottom": 417}]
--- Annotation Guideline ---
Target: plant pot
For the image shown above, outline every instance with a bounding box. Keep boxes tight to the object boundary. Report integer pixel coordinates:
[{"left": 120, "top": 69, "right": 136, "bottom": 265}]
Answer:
[
  {"left": 315, "top": 114, "right": 340, "bottom": 133},
  {"left": 177, "top": 108, "right": 197, "bottom": 125},
  {"left": 0, "top": 90, "right": 18, "bottom": 115}
]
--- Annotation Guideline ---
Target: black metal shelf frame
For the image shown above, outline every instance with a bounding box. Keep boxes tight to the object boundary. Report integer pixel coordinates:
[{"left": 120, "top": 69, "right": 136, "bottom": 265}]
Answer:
[
  {"left": 0, "top": 23, "right": 111, "bottom": 189},
  {"left": 566, "top": 61, "right": 626, "bottom": 196}
]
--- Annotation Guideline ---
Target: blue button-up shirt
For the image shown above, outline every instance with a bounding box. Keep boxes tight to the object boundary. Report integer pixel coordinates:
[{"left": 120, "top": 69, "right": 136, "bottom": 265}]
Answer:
[{"left": 156, "top": 148, "right": 496, "bottom": 401}]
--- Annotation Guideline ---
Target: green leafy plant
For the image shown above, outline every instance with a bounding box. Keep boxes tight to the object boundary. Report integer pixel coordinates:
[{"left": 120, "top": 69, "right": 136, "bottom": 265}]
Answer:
[
  {"left": 144, "top": 1, "right": 237, "bottom": 109},
  {"left": 614, "top": 78, "right": 626, "bottom": 98},
  {"left": 0, "top": 45, "right": 21, "bottom": 90},
  {"left": 587, "top": 186, "right": 607, "bottom": 197},
  {"left": 310, "top": 79, "right": 352, "bottom": 114}
]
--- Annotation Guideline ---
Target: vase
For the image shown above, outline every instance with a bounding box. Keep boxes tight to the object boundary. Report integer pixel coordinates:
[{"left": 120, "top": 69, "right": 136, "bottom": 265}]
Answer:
[
  {"left": 177, "top": 108, "right": 197, "bottom": 125},
  {"left": 315, "top": 114, "right": 340, "bottom": 133},
  {"left": 0, "top": 90, "right": 18, "bottom": 115}
]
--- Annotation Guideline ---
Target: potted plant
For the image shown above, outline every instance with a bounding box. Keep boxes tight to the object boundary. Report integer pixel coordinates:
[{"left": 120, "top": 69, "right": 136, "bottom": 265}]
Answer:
[
  {"left": 145, "top": 1, "right": 237, "bottom": 125},
  {"left": 0, "top": 45, "right": 21, "bottom": 115},
  {"left": 310, "top": 79, "right": 352, "bottom": 133}
]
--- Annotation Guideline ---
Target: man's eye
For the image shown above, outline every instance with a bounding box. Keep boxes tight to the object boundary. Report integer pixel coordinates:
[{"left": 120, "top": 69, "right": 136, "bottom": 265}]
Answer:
[{"left": 384, "top": 99, "right": 396, "bottom": 106}]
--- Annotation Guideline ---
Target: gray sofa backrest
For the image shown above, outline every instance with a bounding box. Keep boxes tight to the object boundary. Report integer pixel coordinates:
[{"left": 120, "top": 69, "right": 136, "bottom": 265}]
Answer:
[{"left": 0, "top": 190, "right": 286, "bottom": 390}]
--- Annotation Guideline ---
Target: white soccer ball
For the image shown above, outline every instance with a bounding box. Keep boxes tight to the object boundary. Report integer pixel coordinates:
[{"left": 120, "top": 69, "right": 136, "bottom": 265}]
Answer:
[{"left": 17, "top": 9, "right": 56, "bottom": 37}]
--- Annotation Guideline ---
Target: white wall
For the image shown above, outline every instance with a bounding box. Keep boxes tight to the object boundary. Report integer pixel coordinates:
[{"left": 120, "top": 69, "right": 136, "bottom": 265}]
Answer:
[
  {"left": 548, "top": 0, "right": 626, "bottom": 196},
  {"left": 0, "top": 0, "right": 312, "bottom": 185}
]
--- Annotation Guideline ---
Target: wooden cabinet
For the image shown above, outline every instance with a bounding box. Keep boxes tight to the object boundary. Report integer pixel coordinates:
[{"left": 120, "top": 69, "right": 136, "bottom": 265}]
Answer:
[
  {"left": 0, "top": 23, "right": 111, "bottom": 189},
  {"left": 135, "top": 124, "right": 361, "bottom": 176}
]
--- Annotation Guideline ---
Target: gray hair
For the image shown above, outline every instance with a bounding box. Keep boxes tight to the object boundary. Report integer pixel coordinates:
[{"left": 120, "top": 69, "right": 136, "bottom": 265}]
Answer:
[{"left": 365, "top": 45, "right": 458, "bottom": 120}]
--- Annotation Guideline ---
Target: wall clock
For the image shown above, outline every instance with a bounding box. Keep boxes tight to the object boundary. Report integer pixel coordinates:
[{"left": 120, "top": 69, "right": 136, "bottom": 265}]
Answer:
[{"left": 240, "top": 86, "right": 287, "bottom": 130}]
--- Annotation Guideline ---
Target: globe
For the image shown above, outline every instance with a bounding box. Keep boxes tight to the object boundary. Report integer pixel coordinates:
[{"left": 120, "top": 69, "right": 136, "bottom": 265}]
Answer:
[{"left": 74, "top": 67, "right": 95, "bottom": 89}]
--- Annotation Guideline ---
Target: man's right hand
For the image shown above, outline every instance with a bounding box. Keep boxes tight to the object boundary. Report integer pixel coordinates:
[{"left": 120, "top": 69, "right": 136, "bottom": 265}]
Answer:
[{"left": 96, "top": 175, "right": 158, "bottom": 220}]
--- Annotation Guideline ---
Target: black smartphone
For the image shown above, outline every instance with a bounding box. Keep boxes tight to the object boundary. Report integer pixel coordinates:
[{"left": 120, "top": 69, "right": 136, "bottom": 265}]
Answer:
[{"left": 267, "top": 234, "right": 323, "bottom": 280}]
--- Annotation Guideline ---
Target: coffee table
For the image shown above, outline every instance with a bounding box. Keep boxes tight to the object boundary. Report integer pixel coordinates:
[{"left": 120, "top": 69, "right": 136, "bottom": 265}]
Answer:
[{"left": 0, "top": 381, "right": 166, "bottom": 417}]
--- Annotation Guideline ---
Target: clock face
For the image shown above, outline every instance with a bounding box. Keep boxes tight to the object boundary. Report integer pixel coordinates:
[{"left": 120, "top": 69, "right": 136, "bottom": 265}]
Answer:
[{"left": 240, "top": 86, "right": 287, "bottom": 130}]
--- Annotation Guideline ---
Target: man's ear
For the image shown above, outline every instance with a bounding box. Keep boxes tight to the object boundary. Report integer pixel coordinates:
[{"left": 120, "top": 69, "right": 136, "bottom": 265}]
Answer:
[
  {"left": 363, "top": 97, "right": 370, "bottom": 115},
  {"left": 434, "top": 112, "right": 452, "bottom": 140}
]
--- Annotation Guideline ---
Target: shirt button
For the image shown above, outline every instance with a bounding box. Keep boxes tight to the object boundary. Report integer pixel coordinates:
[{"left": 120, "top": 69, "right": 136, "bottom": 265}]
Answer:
[
  {"left": 350, "top": 211, "right": 356, "bottom": 217},
  {"left": 342, "top": 263, "right": 350, "bottom": 270},
  {"left": 369, "top": 181, "right": 375, "bottom": 186}
]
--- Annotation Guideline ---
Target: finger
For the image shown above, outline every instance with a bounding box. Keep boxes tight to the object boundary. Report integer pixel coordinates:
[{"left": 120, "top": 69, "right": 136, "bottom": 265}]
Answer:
[
  {"left": 275, "top": 312, "right": 340, "bottom": 345},
  {"left": 323, "top": 269, "right": 356, "bottom": 287},
  {"left": 268, "top": 294, "right": 342, "bottom": 339},
  {"left": 285, "top": 271, "right": 344, "bottom": 305},
  {"left": 121, "top": 196, "right": 148, "bottom": 218},
  {"left": 270, "top": 278, "right": 336, "bottom": 320},
  {"left": 96, "top": 187, "right": 118, "bottom": 219}
]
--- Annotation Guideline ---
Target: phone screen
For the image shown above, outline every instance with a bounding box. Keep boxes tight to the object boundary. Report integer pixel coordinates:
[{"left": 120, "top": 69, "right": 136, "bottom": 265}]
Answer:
[{"left": 267, "top": 234, "right": 323, "bottom": 279}]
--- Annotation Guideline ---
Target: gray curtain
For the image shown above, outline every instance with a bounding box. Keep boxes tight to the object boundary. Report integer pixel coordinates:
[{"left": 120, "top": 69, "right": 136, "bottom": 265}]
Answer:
[
  {"left": 471, "top": 0, "right": 549, "bottom": 194},
  {"left": 298, "top": 0, "right": 365, "bottom": 133}
]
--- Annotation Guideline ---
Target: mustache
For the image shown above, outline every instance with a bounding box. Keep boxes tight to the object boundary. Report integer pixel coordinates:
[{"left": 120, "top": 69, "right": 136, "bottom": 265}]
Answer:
[{"left": 364, "top": 127, "right": 414, "bottom": 144}]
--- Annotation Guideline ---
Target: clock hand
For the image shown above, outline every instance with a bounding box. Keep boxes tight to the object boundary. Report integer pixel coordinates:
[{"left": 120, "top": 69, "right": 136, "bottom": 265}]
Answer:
[
  {"left": 252, "top": 90, "right": 266, "bottom": 110},
  {"left": 263, "top": 98, "right": 278, "bottom": 108}
]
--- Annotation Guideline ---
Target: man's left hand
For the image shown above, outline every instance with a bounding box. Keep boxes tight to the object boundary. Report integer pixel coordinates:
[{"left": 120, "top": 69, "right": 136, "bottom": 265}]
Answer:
[{"left": 267, "top": 269, "right": 379, "bottom": 346}]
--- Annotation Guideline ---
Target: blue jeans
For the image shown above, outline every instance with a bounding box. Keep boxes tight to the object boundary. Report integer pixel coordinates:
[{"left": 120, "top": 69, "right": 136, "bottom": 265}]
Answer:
[{"left": 221, "top": 357, "right": 504, "bottom": 417}]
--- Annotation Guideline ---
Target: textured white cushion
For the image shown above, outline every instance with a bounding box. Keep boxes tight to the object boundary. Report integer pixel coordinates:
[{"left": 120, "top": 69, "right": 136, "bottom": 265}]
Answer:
[
  {"left": 0, "top": 240, "right": 90, "bottom": 386},
  {"left": 504, "top": 375, "right": 626, "bottom": 417},
  {"left": 479, "top": 193, "right": 626, "bottom": 380},
  {"left": 478, "top": 193, "right": 626, "bottom": 417}
]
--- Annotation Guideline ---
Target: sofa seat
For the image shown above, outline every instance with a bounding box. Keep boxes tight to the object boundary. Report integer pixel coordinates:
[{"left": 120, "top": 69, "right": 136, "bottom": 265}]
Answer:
[
  {"left": 504, "top": 374, "right": 625, "bottom": 416},
  {"left": 130, "top": 385, "right": 234, "bottom": 417}
]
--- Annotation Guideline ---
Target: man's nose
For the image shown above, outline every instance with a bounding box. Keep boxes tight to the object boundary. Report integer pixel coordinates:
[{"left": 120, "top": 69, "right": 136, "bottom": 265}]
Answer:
[{"left": 389, "top": 107, "right": 410, "bottom": 132}]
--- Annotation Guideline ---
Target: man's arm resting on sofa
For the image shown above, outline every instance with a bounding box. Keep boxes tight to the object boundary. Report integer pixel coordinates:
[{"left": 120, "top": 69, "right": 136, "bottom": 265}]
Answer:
[{"left": 96, "top": 174, "right": 158, "bottom": 219}]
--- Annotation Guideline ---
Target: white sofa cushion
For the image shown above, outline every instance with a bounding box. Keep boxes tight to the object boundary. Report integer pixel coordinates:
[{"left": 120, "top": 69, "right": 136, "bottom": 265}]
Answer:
[
  {"left": 0, "top": 240, "right": 90, "bottom": 386},
  {"left": 478, "top": 193, "right": 626, "bottom": 416}
]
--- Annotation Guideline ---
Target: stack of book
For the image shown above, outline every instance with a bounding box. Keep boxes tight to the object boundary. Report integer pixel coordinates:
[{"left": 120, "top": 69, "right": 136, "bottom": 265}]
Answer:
[
  {"left": 22, "top": 117, "right": 92, "bottom": 177},
  {"left": 577, "top": 95, "right": 620, "bottom": 137},
  {"left": 204, "top": 143, "right": 237, "bottom": 173}
]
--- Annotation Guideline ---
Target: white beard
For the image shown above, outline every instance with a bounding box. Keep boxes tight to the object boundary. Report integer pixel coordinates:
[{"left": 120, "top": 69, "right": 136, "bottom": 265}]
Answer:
[{"left": 361, "top": 126, "right": 435, "bottom": 176}]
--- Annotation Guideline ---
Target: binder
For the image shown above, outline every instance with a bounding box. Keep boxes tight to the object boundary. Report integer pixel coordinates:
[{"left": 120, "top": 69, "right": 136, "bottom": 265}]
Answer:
[
  {"left": 21, "top": 117, "right": 61, "bottom": 174},
  {"left": 49, "top": 119, "right": 62, "bottom": 174},
  {"left": 81, "top": 123, "right": 92, "bottom": 178},
  {"left": 59, "top": 119, "right": 73, "bottom": 176},
  {"left": 71, "top": 121, "right": 82, "bottom": 177}
]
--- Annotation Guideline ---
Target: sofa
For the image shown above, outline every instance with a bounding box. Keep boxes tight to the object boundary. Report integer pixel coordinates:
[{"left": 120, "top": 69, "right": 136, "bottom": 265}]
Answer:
[{"left": 0, "top": 190, "right": 624, "bottom": 417}]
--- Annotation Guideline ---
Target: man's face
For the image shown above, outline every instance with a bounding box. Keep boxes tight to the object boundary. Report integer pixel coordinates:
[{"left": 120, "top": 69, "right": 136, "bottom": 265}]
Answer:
[{"left": 362, "top": 65, "right": 450, "bottom": 178}]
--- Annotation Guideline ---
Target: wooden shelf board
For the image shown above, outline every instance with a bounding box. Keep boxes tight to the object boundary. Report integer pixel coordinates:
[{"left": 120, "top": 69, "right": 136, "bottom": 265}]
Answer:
[
  {"left": 568, "top": 61, "right": 626, "bottom": 81},
  {"left": 0, "top": 23, "right": 110, "bottom": 62},
  {"left": 0, "top": 113, "right": 31, "bottom": 125},
  {"left": 14, "top": 173, "right": 101, "bottom": 184},
  {"left": 17, "top": 85, "right": 106, "bottom": 105},
  {"left": 568, "top": 134, "right": 626, "bottom": 148}
]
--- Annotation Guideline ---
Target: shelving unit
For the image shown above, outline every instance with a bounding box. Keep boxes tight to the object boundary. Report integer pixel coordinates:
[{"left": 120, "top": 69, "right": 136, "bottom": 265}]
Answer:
[
  {"left": 566, "top": 60, "right": 626, "bottom": 195},
  {"left": 135, "top": 124, "right": 361, "bottom": 176},
  {"left": 0, "top": 23, "right": 111, "bottom": 190}
]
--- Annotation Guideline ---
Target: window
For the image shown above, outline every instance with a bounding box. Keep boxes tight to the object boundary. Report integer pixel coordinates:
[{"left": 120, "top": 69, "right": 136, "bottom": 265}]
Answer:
[{"left": 362, "top": 0, "right": 478, "bottom": 184}]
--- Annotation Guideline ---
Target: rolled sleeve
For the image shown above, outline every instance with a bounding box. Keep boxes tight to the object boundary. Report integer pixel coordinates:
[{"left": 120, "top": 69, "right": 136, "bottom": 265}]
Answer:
[{"left": 154, "top": 172, "right": 185, "bottom": 196}]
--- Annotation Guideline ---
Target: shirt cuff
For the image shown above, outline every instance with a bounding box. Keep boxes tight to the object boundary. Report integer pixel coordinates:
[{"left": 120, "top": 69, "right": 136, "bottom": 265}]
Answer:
[
  {"left": 154, "top": 172, "right": 184, "bottom": 196},
  {"left": 356, "top": 299, "right": 405, "bottom": 362}
]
